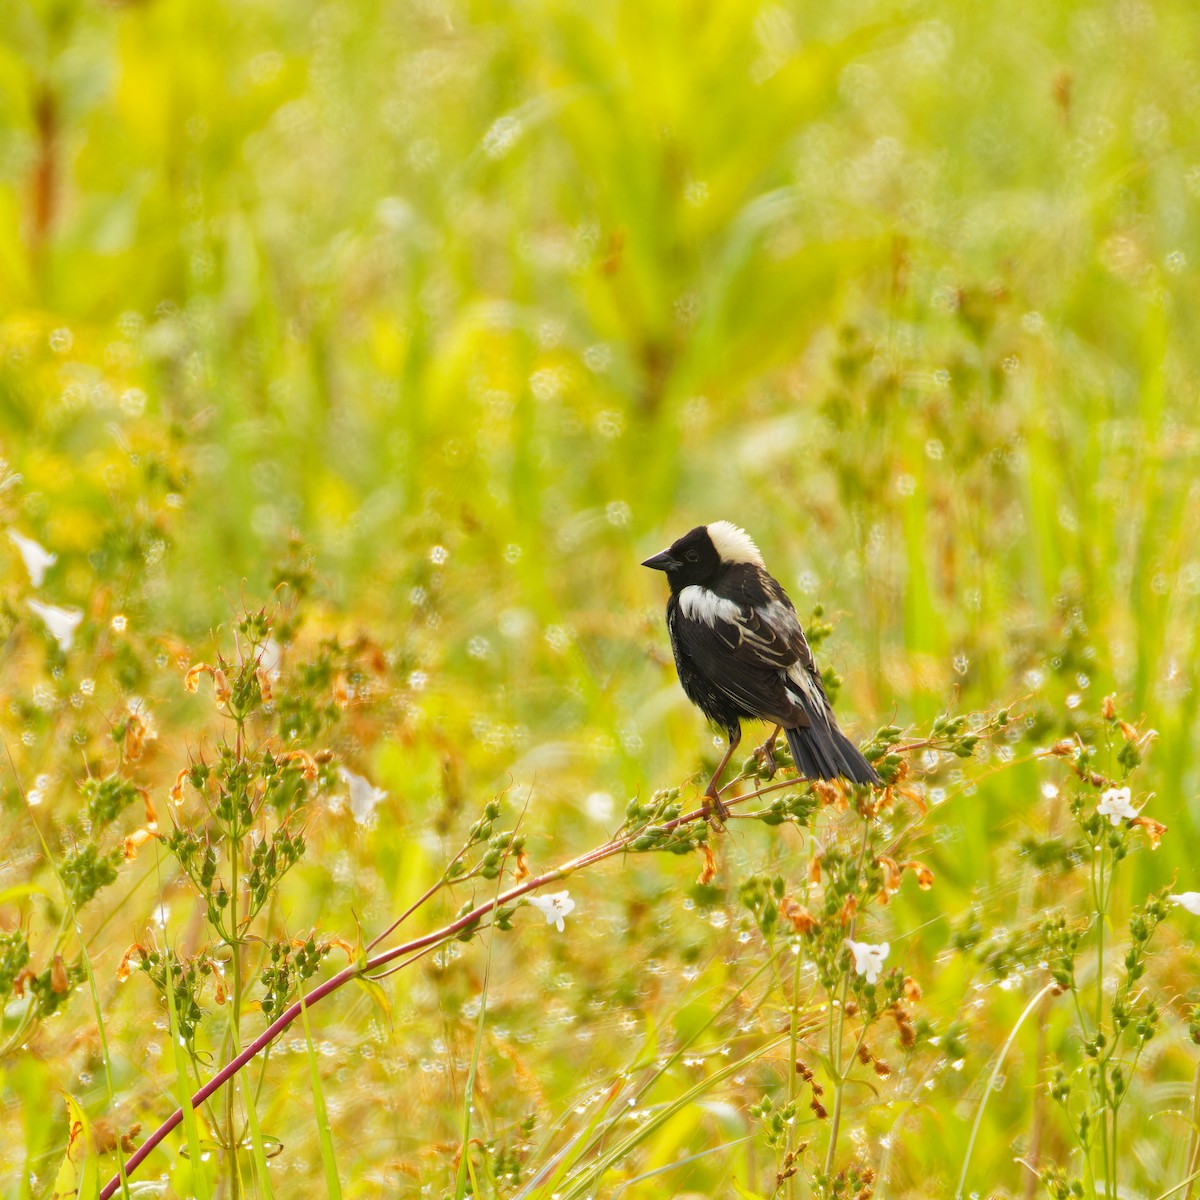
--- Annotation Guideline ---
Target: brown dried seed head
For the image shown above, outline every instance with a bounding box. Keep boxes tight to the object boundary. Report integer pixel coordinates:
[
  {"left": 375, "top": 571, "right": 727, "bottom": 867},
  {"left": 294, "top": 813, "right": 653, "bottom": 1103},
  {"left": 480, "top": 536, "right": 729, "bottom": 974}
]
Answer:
[
  {"left": 1130, "top": 815, "right": 1166, "bottom": 849},
  {"left": 697, "top": 844, "right": 717, "bottom": 886},
  {"left": 902, "top": 860, "right": 935, "bottom": 889},
  {"left": 123, "top": 713, "right": 147, "bottom": 762},
  {"left": 184, "top": 663, "right": 210, "bottom": 693},
  {"left": 1049, "top": 739, "right": 1077, "bottom": 758},
  {"left": 116, "top": 944, "right": 144, "bottom": 982},
  {"left": 50, "top": 954, "right": 69, "bottom": 994},
  {"left": 876, "top": 855, "right": 902, "bottom": 894},
  {"left": 169, "top": 768, "right": 188, "bottom": 806},
  {"left": 780, "top": 898, "right": 817, "bottom": 934},
  {"left": 123, "top": 828, "right": 155, "bottom": 861},
  {"left": 812, "top": 779, "right": 842, "bottom": 808},
  {"left": 903, "top": 975, "right": 923, "bottom": 1002},
  {"left": 808, "top": 856, "right": 822, "bottom": 885},
  {"left": 1101, "top": 693, "right": 1117, "bottom": 721},
  {"left": 256, "top": 668, "right": 273, "bottom": 703},
  {"left": 874, "top": 1059, "right": 892, "bottom": 1078}
]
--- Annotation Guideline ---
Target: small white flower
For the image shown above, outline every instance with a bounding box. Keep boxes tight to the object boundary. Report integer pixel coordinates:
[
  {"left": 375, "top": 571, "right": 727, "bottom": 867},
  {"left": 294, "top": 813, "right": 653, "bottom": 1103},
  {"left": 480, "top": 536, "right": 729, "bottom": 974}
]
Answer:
[
  {"left": 9, "top": 532, "right": 56, "bottom": 586},
  {"left": 336, "top": 768, "right": 388, "bottom": 827},
  {"left": 257, "top": 637, "right": 283, "bottom": 678},
  {"left": 27, "top": 600, "right": 83, "bottom": 652},
  {"left": 528, "top": 890, "right": 575, "bottom": 932},
  {"left": 1097, "top": 786, "right": 1136, "bottom": 826},
  {"left": 846, "top": 939, "right": 890, "bottom": 984},
  {"left": 1169, "top": 893, "right": 1200, "bottom": 916}
]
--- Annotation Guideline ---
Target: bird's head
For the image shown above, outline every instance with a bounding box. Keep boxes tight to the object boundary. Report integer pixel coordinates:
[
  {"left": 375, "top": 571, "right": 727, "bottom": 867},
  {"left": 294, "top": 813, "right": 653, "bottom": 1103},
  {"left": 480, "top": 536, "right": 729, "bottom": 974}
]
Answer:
[{"left": 641, "top": 521, "right": 763, "bottom": 588}]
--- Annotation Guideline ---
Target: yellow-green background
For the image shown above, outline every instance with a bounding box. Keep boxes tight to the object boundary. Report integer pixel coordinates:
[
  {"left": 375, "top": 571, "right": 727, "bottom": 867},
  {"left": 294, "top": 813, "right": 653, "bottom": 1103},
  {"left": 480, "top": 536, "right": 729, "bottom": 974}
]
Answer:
[{"left": 2, "top": 0, "right": 1199, "bottom": 1195}]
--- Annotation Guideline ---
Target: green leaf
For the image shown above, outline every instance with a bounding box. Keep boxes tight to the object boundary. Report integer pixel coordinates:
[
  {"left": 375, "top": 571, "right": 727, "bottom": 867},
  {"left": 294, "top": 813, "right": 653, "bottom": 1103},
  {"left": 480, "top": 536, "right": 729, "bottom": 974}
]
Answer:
[{"left": 51, "top": 1092, "right": 98, "bottom": 1200}]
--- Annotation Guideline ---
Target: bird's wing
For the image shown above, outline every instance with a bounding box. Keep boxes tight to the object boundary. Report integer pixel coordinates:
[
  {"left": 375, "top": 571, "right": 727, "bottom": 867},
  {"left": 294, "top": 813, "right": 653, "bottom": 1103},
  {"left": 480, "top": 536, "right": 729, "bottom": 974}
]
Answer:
[{"left": 673, "top": 578, "right": 815, "bottom": 726}]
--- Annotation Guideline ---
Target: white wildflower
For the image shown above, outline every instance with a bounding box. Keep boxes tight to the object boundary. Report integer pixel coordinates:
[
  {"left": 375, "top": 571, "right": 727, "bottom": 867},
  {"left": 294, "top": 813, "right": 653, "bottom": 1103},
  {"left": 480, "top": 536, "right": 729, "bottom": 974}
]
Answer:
[
  {"left": 1169, "top": 893, "right": 1200, "bottom": 916},
  {"left": 336, "top": 767, "right": 387, "bottom": 827},
  {"left": 1097, "top": 786, "right": 1136, "bottom": 826},
  {"left": 257, "top": 637, "right": 283, "bottom": 678},
  {"left": 528, "top": 890, "right": 575, "bottom": 932},
  {"left": 846, "top": 939, "right": 890, "bottom": 984},
  {"left": 9, "top": 532, "right": 56, "bottom": 586},
  {"left": 27, "top": 600, "right": 83, "bottom": 652}
]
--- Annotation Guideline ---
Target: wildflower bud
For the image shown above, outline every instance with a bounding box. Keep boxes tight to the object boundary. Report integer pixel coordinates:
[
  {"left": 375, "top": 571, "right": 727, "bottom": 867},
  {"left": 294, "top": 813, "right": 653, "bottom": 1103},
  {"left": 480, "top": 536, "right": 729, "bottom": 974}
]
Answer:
[
  {"left": 1118, "top": 720, "right": 1137, "bottom": 741},
  {"left": 843, "top": 1000, "right": 859, "bottom": 1017},
  {"left": 1101, "top": 694, "right": 1117, "bottom": 721}
]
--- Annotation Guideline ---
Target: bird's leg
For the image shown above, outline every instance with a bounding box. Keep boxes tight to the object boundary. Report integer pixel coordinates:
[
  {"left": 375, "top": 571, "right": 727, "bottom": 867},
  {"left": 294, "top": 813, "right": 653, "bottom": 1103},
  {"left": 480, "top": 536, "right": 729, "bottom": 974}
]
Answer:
[
  {"left": 753, "top": 725, "right": 783, "bottom": 779},
  {"left": 703, "top": 730, "right": 740, "bottom": 824}
]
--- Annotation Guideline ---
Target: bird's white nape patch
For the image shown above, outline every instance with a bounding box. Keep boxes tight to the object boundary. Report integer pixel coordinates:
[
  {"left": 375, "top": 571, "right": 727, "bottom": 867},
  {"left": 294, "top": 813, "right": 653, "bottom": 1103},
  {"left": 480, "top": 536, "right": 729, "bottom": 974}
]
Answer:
[
  {"left": 706, "top": 521, "right": 764, "bottom": 565},
  {"left": 679, "top": 585, "right": 744, "bottom": 628}
]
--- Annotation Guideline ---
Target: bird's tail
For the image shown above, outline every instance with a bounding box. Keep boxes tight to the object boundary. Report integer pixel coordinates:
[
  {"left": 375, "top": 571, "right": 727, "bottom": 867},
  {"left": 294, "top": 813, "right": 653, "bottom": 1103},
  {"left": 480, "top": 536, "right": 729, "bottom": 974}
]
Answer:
[{"left": 785, "top": 720, "right": 880, "bottom": 786}]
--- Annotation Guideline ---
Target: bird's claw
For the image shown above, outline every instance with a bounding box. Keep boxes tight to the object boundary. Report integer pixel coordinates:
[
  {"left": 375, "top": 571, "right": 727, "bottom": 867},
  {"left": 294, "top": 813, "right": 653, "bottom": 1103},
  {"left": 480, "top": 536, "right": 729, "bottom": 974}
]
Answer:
[
  {"left": 702, "top": 789, "right": 731, "bottom": 827},
  {"left": 753, "top": 743, "right": 778, "bottom": 780}
]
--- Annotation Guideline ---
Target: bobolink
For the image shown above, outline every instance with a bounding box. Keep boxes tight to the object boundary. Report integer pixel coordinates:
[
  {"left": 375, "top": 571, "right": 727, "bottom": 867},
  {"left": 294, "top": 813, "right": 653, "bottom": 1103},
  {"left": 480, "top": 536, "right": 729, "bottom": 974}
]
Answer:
[{"left": 643, "top": 521, "right": 879, "bottom": 815}]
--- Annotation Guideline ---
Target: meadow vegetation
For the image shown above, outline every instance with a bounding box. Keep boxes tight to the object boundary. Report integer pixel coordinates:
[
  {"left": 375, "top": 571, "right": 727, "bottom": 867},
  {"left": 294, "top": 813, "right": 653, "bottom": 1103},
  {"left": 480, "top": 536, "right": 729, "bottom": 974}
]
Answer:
[{"left": 2, "top": 0, "right": 1200, "bottom": 1196}]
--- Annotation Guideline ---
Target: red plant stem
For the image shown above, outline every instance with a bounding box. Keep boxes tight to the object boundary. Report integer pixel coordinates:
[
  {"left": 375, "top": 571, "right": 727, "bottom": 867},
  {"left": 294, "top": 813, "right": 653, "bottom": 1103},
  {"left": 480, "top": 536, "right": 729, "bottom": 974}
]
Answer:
[{"left": 100, "top": 779, "right": 795, "bottom": 1197}]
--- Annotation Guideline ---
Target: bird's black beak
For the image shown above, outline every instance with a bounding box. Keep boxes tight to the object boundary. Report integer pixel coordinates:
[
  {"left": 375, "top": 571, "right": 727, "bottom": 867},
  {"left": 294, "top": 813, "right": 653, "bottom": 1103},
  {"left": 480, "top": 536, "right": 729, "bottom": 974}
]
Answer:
[{"left": 641, "top": 549, "right": 679, "bottom": 572}]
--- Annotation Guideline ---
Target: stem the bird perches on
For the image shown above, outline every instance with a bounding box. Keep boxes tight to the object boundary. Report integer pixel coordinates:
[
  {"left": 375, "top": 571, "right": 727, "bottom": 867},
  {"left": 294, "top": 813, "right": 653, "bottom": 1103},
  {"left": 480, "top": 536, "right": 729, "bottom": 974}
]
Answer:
[{"left": 99, "top": 773, "right": 802, "bottom": 1198}]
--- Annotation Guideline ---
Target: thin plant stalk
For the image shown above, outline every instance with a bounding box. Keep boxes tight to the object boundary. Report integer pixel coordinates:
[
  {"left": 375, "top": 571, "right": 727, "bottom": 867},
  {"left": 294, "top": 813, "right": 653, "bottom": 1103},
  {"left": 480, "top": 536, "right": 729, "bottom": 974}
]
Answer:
[
  {"left": 101, "top": 783, "right": 788, "bottom": 1198},
  {"left": 954, "top": 982, "right": 1057, "bottom": 1200}
]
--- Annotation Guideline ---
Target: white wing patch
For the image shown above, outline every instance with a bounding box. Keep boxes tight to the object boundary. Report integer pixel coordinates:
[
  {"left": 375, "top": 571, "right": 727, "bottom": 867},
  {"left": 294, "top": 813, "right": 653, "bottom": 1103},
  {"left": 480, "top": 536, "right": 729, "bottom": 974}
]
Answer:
[
  {"left": 787, "top": 661, "right": 828, "bottom": 712},
  {"left": 706, "top": 521, "right": 764, "bottom": 565},
  {"left": 679, "top": 585, "right": 744, "bottom": 628}
]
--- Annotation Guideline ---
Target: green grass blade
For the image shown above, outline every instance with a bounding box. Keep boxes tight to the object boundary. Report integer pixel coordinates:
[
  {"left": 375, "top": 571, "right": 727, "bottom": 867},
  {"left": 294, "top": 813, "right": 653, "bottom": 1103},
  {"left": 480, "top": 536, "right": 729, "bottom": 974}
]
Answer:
[{"left": 295, "top": 974, "right": 342, "bottom": 1199}]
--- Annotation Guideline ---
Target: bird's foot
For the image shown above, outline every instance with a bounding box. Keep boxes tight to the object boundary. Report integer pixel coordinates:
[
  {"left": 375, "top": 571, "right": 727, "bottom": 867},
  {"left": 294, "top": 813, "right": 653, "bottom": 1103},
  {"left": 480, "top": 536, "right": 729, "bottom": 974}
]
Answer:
[
  {"left": 752, "top": 742, "right": 778, "bottom": 780},
  {"left": 702, "top": 788, "right": 731, "bottom": 828}
]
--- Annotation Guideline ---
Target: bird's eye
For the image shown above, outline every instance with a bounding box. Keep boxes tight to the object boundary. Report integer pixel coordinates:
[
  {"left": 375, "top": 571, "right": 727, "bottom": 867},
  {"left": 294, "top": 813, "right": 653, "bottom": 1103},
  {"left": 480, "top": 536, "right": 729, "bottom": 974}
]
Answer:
[{"left": 685, "top": 550, "right": 700, "bottom": 562}]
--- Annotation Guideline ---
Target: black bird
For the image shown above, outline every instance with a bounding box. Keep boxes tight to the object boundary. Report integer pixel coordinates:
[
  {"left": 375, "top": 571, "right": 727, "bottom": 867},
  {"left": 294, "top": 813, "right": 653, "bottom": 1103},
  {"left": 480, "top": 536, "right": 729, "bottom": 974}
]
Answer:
[{"left": 643, "top": 521, "right": 880, "bottom": 815}]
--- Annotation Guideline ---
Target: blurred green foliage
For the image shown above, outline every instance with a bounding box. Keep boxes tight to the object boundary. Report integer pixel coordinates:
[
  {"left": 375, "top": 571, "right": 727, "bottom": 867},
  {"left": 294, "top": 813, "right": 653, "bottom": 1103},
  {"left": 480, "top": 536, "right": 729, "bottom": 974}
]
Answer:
[{"left": 2, "top": 0, "right": 1200, "bottom": 1195}]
